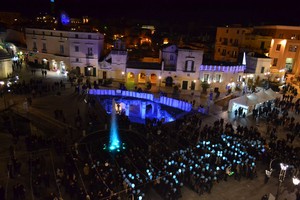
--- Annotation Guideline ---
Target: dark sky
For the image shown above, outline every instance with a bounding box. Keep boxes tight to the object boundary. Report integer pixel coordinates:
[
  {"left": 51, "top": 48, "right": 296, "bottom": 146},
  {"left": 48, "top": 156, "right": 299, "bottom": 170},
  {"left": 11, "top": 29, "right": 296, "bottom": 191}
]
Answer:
[{"left": 1, "top": 0, "right": 300, "bottom": 26}]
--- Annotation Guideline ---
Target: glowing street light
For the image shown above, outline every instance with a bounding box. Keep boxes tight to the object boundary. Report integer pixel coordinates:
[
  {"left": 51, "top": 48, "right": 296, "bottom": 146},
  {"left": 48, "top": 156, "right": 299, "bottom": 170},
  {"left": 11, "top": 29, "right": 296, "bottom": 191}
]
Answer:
[
  {"left": 275, "top": 163, "right": 289, "bottom": 200},
  {"left": 158, "top": 75, "right": 162, "bottom": 90},
  {"left": 293, "top": 177, "right": 300, "bottom": 185}
]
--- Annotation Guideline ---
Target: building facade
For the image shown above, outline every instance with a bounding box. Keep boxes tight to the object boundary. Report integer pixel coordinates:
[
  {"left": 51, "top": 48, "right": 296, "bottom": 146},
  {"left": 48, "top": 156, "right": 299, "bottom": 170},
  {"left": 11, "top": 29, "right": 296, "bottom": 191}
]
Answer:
[
  {"left": 214, "top": 25, "right": 253, "bottom": 63},
  {"left": 253, "top": 25, "right": 300, "bottom": 75},
  {"left": 25, "top": 28, "right": 104, "bottom": 77}
]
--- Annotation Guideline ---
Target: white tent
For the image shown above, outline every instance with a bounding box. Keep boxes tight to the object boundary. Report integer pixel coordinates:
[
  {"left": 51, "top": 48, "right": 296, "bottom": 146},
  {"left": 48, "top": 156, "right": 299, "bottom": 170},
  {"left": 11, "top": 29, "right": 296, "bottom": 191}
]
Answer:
[
  {"left": 255, "top": 89, "right": 273, "bottom": 103},
  {"left": 265, "top": 88, "right": 281, "bottom": 99},
  {"left": 247, "top": 93, "right": 261, "bottom": 105},
  {"left": 228, "top": 95, "right": 248, "bottom": 112},
  {"left": 228, "top": 89, "right": 281, "bottom": 115},
  {"left": 228, "top": 94, "right": 257, "bottom": 114}
]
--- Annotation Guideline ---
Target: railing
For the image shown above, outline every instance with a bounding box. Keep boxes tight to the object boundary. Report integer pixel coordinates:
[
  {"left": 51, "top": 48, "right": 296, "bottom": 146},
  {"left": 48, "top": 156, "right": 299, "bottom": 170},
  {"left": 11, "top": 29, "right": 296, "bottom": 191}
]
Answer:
[
  {"left": 88, "top": 89, "right": 192, "bottom": 112},
  {"left": 200, "top": 65, "right": 245, "bottom": 72}
]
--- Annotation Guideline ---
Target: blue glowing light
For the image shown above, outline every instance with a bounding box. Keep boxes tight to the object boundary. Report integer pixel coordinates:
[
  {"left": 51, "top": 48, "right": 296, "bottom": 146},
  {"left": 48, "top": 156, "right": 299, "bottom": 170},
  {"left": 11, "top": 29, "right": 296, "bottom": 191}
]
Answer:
[
  {"left": 106, "top": 99, "right": 123, "bottom": 152},
  {"left": 60, "top": 12, "right": 70, "bottom": 25}
]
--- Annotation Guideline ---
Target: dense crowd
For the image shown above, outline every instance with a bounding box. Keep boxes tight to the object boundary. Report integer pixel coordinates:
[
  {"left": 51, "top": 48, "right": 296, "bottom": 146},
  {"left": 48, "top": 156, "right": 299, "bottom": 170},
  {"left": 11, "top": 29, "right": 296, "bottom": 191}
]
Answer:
[{"left": 0, "top": 74, "right": 300, "bottom": 200}]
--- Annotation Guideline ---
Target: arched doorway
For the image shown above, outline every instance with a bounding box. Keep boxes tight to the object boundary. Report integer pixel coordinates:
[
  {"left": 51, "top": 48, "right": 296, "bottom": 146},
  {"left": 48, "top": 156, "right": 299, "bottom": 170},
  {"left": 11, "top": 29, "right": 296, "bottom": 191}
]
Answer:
[
  {"left": 165, "top": 76, "right": 173, "bottom": 87},
  {"left": 150, "top": 74, "right": 157, "bottom": 84},
  {"left": 138, "top": 73, "right": 146, "bottom": 83},
  {"left": 126, "top": 72, "right": 135, "bottom": 90}
]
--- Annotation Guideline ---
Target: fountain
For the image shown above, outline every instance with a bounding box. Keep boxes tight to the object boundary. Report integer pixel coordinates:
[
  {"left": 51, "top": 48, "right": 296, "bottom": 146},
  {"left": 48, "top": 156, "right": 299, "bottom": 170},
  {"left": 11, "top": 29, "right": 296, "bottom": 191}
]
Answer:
[{"left": 103, "top": 98, "right": 125, "bottom": 152}]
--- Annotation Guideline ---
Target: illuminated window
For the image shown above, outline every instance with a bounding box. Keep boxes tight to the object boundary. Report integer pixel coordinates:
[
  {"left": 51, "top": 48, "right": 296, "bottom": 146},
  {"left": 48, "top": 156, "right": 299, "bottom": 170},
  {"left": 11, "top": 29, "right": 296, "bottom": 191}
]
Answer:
[
  {"left": 291, "top": 34, "right": 296, "bottom": 39},
  {"left": 272, "top": 58, "right": 278, "bottom": 66},
  {"left": 288, "top": 45, "right": 298, "bottom": 52},
  {"left": 276, "top": 44, "right": 281, "bottom": 51}
]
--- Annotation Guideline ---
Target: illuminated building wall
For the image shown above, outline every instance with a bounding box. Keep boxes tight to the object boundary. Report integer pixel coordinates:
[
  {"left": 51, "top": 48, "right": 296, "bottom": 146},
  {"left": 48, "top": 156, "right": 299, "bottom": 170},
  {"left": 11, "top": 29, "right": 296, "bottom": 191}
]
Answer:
[
  {"left": 255, "top": 25, "right": 300, "bottom": 75},
  {"left": 215, "top": 25, "right": 300, "bottom": 76},
  {"left": 214, "top": 26, "right": 253, "bottom": 63},
  {"left": 99, "top": 40, "right": 127, "bottom": 80},
  {"left": 0, "top": 57, "right": 13, "bottom": 79},
  {"left": 25, "top": 28, "right": 104, "bottom": 75}
]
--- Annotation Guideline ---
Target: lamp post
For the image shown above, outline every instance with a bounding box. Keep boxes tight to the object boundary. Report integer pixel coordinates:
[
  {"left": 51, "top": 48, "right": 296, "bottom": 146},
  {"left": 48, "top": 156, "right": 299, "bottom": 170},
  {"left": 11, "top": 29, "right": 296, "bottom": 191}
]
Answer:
[
  {"left": 121, "top": 71, "right": 125, "bottom": 82},
  {"left": 158, "top": 76, "right": 161, "bottom": 91},
  {"left": 275, "top": 163, "right": 289, "bottom": 200},
  {"left": 293, "top": 176, "right": 300, "bottom": 186}
]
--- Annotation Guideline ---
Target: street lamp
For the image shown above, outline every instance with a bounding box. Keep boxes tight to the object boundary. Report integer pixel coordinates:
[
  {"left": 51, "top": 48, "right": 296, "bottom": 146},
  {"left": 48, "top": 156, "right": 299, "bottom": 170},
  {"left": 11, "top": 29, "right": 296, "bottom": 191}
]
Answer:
[
  {"left": 121, "top": 71, "right": 125, "bottom": 82},
  {"left": 158, "top": 76, "right": 161, "bottom": 90},
  {"left": 293, "top": 177, "right": 300, "bottom": 185},
  {"left": 275, "top": 163, "right": 289, "bottom": 200}
]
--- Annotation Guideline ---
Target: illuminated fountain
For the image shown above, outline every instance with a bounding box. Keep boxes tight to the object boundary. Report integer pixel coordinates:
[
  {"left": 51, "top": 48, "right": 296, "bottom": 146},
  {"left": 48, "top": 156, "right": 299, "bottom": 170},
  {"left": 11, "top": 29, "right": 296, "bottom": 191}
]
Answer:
[{"left": 103, "top": 99, "right": 125, "bottom": 152}]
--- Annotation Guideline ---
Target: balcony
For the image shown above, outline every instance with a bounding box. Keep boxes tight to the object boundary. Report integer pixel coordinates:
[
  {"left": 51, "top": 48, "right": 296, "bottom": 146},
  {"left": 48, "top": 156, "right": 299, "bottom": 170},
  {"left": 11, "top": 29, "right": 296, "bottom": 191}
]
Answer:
[
  {"left": 32, "top": 48, "right": 37, "bottom": 52},
  {"left": 42, "top": 49, "right": 47, "bottom": 53}
]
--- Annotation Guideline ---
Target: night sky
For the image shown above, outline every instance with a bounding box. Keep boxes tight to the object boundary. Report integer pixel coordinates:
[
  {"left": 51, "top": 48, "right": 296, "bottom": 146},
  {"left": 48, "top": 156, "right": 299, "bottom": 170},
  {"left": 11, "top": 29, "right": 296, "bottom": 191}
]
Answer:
[{"left": 1, "top": 0, "right": 300, "bottom": 26}]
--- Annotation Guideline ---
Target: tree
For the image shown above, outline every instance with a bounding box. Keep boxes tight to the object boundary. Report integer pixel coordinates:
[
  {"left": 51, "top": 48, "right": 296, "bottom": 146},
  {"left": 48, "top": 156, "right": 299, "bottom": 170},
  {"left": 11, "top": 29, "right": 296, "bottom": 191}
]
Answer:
[{"left": 201, "top": 81, "right": 210, "bottom": 94}]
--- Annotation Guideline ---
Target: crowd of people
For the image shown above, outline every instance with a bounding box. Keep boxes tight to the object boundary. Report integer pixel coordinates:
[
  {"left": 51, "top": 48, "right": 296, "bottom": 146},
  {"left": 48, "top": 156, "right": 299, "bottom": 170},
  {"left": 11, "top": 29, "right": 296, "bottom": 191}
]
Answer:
[{"left": 0, "top": 69, "right": 300, "bottom": 200}]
